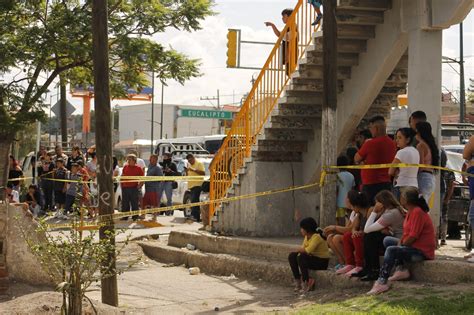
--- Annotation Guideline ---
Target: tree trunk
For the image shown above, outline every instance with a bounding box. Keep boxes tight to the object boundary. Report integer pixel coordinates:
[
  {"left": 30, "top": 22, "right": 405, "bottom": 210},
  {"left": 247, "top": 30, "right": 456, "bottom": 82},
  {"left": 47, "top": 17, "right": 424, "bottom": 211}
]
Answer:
[
  {"left": 92, "top": 0, "right": 118, "bottom": 307},
  {"left": 0, "top": 133, "right": 14, "bottom": 201}
]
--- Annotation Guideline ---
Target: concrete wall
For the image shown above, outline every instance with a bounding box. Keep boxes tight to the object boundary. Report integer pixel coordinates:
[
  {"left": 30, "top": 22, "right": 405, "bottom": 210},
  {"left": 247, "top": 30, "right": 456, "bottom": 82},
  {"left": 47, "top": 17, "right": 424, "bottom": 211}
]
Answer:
[
  {"left": 216, "top": 161, "right": 318, "bottom": 237},
  {"left": 0, "top": 203, "right": 54, "bottom": 287}
]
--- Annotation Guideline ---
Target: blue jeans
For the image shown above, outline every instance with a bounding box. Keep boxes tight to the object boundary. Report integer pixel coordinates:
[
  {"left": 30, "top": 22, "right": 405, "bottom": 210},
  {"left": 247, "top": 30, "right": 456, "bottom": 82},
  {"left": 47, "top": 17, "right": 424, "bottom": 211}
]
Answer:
[
  {"left": 470, "top": 200, "right": 474, "bottom": 227},
  {"left": 417, "top": 172, "right": 435, "bottom": 206},
  {"left": 159, "top": 182, "right": 173, "bottom": 207},
  {"left": 190, "top": 186, "right": 202, "bottom": 221},
  {"left": 467, "top": 166, "right": 474, "bottom": 199},
  {"left": 383, "top": 236, "right": 399, "bottom": 248},
  {"left": 378, "top": 246, "right": 426, "bottom": 284}
]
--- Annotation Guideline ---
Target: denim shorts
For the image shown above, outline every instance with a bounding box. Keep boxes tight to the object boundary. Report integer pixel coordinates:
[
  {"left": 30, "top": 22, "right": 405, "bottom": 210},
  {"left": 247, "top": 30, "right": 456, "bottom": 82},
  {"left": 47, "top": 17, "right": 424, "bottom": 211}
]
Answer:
[
  {"left": 417, "top": 172, "right": 435, "bottom": 206},
  {"left": 308, "top": 0, "right": 322, "bottom": 8}
]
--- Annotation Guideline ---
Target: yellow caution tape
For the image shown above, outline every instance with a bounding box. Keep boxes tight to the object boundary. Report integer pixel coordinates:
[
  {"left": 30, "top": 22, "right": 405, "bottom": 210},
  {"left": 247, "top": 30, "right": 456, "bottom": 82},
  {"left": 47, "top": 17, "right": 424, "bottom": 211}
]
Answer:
[{"left": 45, "top": 181, "right": 321, "bottom": 230}]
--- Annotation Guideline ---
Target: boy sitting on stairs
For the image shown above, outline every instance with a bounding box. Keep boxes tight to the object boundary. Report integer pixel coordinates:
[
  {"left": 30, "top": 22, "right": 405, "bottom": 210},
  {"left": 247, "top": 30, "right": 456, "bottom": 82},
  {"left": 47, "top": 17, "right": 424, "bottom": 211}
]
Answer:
[{"left": 288, "top": 217, "right": 330, "bottom": 294}]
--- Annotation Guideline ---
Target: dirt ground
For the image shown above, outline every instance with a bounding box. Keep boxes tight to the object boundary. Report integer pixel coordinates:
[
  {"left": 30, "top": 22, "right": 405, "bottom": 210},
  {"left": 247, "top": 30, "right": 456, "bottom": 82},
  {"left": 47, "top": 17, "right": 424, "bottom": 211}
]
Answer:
[{"left": 1, "top": 227, "right": 473, "bottom": 314}]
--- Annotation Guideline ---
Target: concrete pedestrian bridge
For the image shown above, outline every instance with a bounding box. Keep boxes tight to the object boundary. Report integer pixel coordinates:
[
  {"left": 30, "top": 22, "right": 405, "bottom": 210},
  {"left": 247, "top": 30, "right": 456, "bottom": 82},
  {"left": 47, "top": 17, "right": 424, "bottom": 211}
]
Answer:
[{"left": 209, "top": 0, "right": 473, "bottom": 237}]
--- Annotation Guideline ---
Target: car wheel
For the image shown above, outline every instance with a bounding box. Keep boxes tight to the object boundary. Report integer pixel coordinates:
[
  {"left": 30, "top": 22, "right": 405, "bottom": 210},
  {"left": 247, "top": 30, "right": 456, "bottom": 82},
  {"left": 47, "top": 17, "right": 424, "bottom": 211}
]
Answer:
[{"left": 183, "top": 192, "right": 192, "bottom": 218}]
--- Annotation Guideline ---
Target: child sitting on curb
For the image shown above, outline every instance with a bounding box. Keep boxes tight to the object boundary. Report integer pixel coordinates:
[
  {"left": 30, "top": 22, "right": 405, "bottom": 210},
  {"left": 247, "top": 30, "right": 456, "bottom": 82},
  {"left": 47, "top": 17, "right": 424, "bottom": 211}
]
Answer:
[
  {"left": 336, "top": 190, "right": 369, "bottom": 276},
  {"left": 288, "top": 217, "right": 329, "bottom": 294}
]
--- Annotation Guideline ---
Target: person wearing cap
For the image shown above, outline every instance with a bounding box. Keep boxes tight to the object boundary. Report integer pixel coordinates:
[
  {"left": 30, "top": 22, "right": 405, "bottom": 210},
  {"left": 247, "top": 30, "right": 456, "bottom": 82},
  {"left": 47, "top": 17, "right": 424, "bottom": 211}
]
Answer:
[
  {"left": 65, "top": 163, "right": 82, "bottom": 214},
  {"left": 121, "top": 154, "right": 144, "bottom": 221}
]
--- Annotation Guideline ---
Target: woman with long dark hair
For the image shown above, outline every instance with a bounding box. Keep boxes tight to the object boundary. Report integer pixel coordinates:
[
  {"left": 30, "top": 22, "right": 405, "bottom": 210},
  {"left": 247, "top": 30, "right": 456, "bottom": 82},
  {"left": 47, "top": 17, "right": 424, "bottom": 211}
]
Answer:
[
  {"left": 367, "top": 187, "right": 435, "bottom": 295},
  {"left": 389, "top": 128, "right": 419, "bottom": 200},
  {"left": 415, "top": 122, "right": 439, "bottom": 206}
]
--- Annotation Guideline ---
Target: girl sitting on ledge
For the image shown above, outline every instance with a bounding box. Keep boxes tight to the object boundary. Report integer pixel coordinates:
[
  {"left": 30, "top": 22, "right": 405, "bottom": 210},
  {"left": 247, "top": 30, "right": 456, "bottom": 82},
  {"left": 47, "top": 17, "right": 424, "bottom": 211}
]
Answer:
[{"left": 289, "top": 217, "right": 329, "bottom": 294}]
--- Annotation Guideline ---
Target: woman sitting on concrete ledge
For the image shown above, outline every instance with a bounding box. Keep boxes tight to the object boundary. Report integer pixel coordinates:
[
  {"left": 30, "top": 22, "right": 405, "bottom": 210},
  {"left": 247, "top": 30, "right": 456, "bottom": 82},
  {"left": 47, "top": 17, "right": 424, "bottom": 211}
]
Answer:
[
  {"left": 289, "top": 217, "right": 330, "bottom": 294},
  {"left": 367, "top": 187, "right": 435, "bottom": 295},
  {"left": 351, "top": 190, "right": 405, "bottom": 281}
]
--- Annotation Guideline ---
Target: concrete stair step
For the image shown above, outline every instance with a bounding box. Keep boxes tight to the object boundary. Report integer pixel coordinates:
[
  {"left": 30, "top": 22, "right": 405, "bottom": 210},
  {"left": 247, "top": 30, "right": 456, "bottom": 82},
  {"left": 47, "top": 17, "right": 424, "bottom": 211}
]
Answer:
[
  {"left": 338, "top": 24, "right": 376, "bottom": 40},
  {"left": 292, "top": 67, "right": 351, "bottom": 80},
  {"left": 287, "top": 80, "right": 344, "bottom": 92},
  {"left": 338, "top": 0, "right": 391, "bottom": 11},
  {"left": 336, "top": 8, "right": 384, "bottom": 25},
  {"left": 270, "top": 116, "right": 318, "bottom": 129},
  {"left": 138, "top": 240, "right": 365, "bottom": 289},
  {"left": 279, "top": 94, "right": 323, "bottom": 106},
  {"left": 300, "top": 52, "right": 360, "bottom": 67},
  {"left": 139, "top": 230, "right": 474, "bottom": 287},
  {"left": 254, "top": 139, "right": 308, "bottom": 153},
  {"left": 251, "top": 151, "right": 302, "bottom": 162},
  {"left": 273, "top": 105, "right": 322, "bottom": 117},
  {"left": 260, "top": 129, "right": 314, "bottom": 142},
  {"left": 309, "top": 38, "right": 367, "bottom": 53}
]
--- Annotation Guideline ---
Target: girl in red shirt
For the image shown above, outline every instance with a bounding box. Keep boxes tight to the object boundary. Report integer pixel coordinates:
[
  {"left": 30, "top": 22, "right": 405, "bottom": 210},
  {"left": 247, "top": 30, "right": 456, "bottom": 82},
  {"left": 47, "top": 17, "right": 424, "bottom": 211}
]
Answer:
[{"left": 368, "top": 187, "right": 435, "bottom": 295}]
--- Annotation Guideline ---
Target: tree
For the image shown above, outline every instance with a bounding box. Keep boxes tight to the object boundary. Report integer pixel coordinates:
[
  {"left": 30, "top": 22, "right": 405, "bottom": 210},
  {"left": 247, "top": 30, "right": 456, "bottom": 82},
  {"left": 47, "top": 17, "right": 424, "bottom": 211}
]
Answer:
[{"left": 0, "top": 0, "right": 214, "bottom": 199}]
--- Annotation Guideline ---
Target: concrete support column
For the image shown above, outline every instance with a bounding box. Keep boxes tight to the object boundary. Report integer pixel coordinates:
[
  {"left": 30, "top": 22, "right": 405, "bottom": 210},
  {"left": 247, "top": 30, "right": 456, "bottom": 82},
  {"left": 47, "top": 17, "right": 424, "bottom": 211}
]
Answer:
[{"left": 407, "top": 28, "right": 442, "bottom": 230}]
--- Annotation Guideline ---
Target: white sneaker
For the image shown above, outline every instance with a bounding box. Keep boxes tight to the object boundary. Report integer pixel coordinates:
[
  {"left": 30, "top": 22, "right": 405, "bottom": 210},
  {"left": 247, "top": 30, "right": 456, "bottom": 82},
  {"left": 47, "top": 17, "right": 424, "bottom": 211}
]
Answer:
[{"left": 467, "top": 257, "right": 474, "bottom": 263}]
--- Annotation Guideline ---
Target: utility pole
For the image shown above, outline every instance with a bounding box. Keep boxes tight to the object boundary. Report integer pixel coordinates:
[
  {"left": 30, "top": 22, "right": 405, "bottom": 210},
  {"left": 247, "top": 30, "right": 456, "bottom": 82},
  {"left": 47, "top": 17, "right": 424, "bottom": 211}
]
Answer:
[
  {"left": 320, "top": 0, "right": 338, "bottom": 228},
  {"left": 459, "top": 22, "right": 465, "bottom": 123},
  {"left": 59, "top": 76, "right": 67, "bottom": 148},
  {"left": 160, "top": 84, "right": 164, "bottom": 139},
  {"left": 150, "top": 70, "right": 155, "bottom": 154},
  {"left": 200, "top": 89, "right": 221, "bottom": 134},
  {"left": 92, "top": 0, "right": 118, "bottom": 307}
]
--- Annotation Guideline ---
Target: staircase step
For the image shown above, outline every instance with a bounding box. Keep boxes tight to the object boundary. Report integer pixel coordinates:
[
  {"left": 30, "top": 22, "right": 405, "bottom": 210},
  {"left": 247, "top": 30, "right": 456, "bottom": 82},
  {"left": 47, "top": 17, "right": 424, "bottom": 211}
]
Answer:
[
  {"left": 261, "top": 129, "right": 314, "bottom": 142},
  {"left": 309, "top": 38, "right": 367, "bottom": 53},
  {"left": 336, "top": 9, "right": 384, "bottom": 25},
  {"left": 287, "top": 80, "right": 344, "bottom": 93},
  {"left": 138, "top": 240, "right": 368, "bottom": 289},
  {"left": 338, "top": 0, "right": 391, "bottom": 11},
  {"left": 379, "top": 86, "right": 407, "bottom": 96},
  {"left": 270, "top": 116, "right": 317, "bottom": 129},
  {"left": 300, "top": 52, "right": 359, "bottom": 67},
  {"left": 252, "top": 151, "right": 302, "bottom": 162},
  {"left": 294, "top": 64, "right": 351, "bottom": 80},
  {"left": 255, "top": 140, "right": 308, "bottom": 153},
  {"left": 167, "top": 231, "right": 296, "bottom": 262},
  {"left": 274, "top": 105, "right": 322, "bottom": 117},
  {"left": 279, "top": 94, "right": 323, "bottom": 106},
  {"left": 338, "top": 24, "right": 376, "bottom": 40}
]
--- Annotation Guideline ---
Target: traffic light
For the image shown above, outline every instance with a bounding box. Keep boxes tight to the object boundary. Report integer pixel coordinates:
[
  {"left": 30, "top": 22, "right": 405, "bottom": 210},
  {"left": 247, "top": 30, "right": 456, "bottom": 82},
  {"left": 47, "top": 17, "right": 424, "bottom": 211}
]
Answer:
[{"left": 226, "top": 29, "right": 239, "bottom": 68}]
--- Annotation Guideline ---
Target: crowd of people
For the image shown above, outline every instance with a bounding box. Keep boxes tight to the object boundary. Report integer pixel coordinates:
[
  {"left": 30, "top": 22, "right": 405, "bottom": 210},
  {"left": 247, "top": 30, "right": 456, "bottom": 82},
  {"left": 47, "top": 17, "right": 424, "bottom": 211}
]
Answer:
[
  {"left": 6, "top": 145, "right": 206, "bottom": 222},
  {"left": 288, "top": 110, "right": 470, "bottom": 295}
]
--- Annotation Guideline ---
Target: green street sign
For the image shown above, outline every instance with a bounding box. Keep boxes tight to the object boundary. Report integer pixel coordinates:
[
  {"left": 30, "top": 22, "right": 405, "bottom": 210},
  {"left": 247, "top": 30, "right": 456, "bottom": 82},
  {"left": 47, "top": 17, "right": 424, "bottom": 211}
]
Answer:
[{"left": 180, "top": 108, "right": 234, "bottom": 120}]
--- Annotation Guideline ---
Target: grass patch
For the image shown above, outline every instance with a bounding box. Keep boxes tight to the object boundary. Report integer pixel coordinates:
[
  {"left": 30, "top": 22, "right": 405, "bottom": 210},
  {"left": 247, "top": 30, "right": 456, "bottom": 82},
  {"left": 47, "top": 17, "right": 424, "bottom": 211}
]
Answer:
[{"left": 296, "top": 288, "right": 474, "bottom": 315}]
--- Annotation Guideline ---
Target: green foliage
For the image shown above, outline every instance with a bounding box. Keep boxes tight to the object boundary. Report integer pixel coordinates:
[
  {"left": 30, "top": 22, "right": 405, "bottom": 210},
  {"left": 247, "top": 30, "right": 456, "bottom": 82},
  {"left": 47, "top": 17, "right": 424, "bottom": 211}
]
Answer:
[
  {"left": 21, "top": 215, "right": 138, "bottom": 315},
  {"left": 295, "top": 288, "right": 474, "bottom": 315},
  {"left": 0, "top": 0, "right": 214, "bottom": 135}
]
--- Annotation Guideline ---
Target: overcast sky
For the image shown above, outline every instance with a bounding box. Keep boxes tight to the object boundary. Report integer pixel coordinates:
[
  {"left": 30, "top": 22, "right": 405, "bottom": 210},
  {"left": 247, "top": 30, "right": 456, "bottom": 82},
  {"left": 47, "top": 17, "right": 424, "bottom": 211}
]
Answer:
[{"left": 53, "top": 1, "right": 474, "bottom": 113}]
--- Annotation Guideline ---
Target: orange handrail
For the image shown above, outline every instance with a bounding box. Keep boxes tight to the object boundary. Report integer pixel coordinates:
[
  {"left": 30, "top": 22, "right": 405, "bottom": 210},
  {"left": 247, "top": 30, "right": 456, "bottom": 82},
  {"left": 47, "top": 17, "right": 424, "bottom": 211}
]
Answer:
[{"left": 209, "top": 0, "right": 321, "bottom": 221}]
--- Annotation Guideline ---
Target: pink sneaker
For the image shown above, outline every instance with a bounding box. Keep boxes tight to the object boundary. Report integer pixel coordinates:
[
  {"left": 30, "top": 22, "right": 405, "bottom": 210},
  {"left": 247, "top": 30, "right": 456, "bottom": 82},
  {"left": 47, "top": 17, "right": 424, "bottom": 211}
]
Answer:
[
  {"left": 345, "top": 266, "right": 363, "bottom": 277},
  {"left": 336, "top": 264, "right": 355, "bottom": 275},
  {"left": 367, "top": 281, "right": 390, "bottom": 295},
  {"left": 388, "top": 269, "right": 410, "bottom": 281}
]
